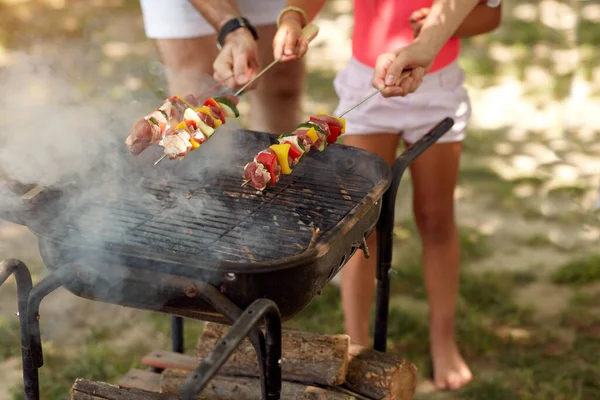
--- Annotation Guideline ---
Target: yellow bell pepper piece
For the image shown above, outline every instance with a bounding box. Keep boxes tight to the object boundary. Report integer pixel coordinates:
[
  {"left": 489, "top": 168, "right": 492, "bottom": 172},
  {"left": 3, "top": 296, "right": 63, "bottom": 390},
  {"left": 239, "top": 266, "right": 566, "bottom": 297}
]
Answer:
[
  {"left": 196, "top": 106, "right": 222, "bottom": 127},
  {"left": 269, "top": 143, "right": 292, "bottom": 175},
  {"left": 175, "top": 121, "right": 190, "bottom": 133},
  {"left": 189, "top": 138, "right": 200, "bottom": 150},
  {"left": 317, "top": 111, "right": 346, "bottom": 134},
  {"left": 306, "top": 127, "right": 318, "bottom": 143},
  {"left": 338, "top": 117, "right": 346, "bottom": 134}
]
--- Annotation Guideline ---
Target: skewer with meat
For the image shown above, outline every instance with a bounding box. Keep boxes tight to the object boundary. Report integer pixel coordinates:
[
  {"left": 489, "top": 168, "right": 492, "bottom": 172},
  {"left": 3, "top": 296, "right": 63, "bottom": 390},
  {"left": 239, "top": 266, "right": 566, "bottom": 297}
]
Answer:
[
  {"left": 125, "top": 94, "right": 239, "bottom": 156},
  {"left": 161, "top": 96, "right": 241, "bottom": 160},
  {"left": 242, "top": 112, "right": 346, "bottom": 190}
]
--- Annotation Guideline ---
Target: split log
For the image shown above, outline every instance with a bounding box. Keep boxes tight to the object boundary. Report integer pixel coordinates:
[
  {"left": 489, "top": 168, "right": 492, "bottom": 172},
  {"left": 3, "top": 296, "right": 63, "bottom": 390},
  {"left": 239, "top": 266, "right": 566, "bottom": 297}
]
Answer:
[
  {"left": 160, "top": 369, "right": 357, "bottom": 400},
  {"left": 196, "top": 323, "right": 349, "bottom": 386},
  {"left": 117, "top": 368, "right": 161, "bottom": 392},
  {"left": 344, "top": 344, "right": 417, "bottom": 400},
  {"left": 142, "top": 350, "right": 198, "bottom": 371},
  {"left": 71, "top": 378, "right": 177, "bottom": 400}
]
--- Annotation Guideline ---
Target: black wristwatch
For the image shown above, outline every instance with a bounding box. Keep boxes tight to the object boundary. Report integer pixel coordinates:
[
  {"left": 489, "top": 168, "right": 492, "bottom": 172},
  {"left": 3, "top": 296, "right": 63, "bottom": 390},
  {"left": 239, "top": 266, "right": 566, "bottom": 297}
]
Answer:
[{"left": 217, "top": 17, "right": 259, "bottom": 50}]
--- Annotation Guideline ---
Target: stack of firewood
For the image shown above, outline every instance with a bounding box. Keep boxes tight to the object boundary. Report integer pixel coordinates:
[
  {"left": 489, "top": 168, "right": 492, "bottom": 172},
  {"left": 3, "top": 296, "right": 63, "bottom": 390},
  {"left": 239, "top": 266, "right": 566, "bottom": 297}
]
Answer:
[{"left": 71, "top": 322, "right": 417, "bottom": 400}]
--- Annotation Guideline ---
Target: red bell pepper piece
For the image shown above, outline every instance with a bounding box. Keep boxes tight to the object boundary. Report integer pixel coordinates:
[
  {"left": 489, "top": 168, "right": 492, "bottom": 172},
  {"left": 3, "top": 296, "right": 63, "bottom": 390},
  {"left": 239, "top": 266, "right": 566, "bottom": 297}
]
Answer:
[
  {"left": 287, "top": 145, "right": 303, "bottom": 161},
  {"left": 328, "top": 125, "right": 341, "bottom": 144},
  {"left": 184, "top": 119, "right": 197, "bottom": 131},
  {"left": 256, "top": 151, "right": 277, "bottom": 186}
]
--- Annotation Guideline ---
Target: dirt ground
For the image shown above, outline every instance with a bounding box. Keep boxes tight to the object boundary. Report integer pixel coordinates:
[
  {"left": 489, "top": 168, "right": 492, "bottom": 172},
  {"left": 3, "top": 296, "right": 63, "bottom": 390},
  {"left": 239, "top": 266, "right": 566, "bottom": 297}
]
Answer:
[{"left": 1, "top": 0, "right": 599, "bottom": 399}]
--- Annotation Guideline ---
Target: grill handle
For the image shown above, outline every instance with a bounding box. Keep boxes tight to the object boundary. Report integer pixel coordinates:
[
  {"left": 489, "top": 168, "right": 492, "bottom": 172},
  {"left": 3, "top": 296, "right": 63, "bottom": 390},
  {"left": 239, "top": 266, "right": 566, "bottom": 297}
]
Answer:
[{"left": 373, "top": 117, "right": 455, "bottom": 352}]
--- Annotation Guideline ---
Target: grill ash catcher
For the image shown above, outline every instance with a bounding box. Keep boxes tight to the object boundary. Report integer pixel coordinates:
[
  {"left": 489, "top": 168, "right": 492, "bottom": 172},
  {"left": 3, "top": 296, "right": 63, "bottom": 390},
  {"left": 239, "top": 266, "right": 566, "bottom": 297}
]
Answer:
[{"left": 0, "top": 119, "right": 453, "bottom": 400}]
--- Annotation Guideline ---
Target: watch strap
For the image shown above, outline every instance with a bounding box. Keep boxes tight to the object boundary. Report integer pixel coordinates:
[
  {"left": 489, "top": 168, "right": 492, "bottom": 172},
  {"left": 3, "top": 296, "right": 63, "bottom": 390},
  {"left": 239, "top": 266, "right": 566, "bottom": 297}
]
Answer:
[{"left": 217, "top": 17, "right": 259, "bottom": 50}]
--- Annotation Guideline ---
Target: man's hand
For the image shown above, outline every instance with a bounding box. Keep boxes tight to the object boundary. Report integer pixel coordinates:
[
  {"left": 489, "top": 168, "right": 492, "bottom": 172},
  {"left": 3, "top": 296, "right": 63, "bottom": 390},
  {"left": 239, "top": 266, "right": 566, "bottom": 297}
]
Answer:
[
  {"left": 213, "top": 29, "right": 260, "bottom": 90},
  {"left": 372, "top": 41, "right": 434, "bottom": 98},
  {"left": 272, "top": 12, "right": 309, "bottom": 61}
]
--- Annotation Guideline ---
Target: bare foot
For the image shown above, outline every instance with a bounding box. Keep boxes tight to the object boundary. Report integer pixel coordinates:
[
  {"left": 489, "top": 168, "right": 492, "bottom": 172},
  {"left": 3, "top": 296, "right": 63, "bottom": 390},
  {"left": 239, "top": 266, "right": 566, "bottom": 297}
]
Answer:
[{"left": 431, "top": 339, "right": 472, "bottom": 391}]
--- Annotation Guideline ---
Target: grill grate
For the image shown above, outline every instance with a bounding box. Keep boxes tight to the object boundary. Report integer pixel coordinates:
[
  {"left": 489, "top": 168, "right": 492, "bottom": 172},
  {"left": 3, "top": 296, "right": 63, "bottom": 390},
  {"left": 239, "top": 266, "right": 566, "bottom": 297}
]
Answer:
[{"left": 41, "top": 153, "right": 378, "bottom": 265}]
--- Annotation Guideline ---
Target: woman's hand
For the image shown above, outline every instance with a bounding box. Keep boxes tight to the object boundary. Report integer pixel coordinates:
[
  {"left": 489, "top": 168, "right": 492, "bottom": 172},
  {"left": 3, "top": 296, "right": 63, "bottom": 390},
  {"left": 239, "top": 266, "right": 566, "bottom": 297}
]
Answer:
[
  {"left": 372, "top": 40, "right": 435, "bottom": 98},
  {"left": 213, "top": 29, "right": 260, "bottom": 90},
  {"left": 272, "top": 12, "right": 310, "bottom": 62}
]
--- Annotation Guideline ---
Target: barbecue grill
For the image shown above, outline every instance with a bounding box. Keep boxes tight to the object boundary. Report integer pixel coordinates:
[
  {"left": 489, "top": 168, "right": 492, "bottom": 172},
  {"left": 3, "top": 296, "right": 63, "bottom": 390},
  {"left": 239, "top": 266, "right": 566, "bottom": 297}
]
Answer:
[{"left": 0, "top": 119, "right": 453, "bottom": 400}]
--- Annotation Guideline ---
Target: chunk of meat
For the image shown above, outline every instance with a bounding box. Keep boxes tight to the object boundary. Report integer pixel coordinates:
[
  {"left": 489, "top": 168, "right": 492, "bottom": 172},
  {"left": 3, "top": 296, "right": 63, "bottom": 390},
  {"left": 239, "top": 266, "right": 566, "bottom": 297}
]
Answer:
[
  {"left": 309, "top": 119, "right": 331, "bottom": 137},
  {"left": 192, "top": 129, "right": 208, "bottom": 144},
  {"left": 183, "top": 94, "right": 200, "bottom": 107},
  {"left": 163, "top": 130, "right": 192, "bottom": 160},
  {"left": 125, "top": 118, "right": 163, "bottom": 155},
  {"left": 291, "top": 128, "right": 314, "bottom": 149},
  {"left": 244, "top": 162, "right": 270, "bottom": 190},
  {"left": 197, "top": 110, "right": 215, "bottom": 128},
  {"left": 310, "top": 114, "right": 343, "bottom": 130},
  {"left": 158, "top": 102, "right": 180, "bottom": 122}
]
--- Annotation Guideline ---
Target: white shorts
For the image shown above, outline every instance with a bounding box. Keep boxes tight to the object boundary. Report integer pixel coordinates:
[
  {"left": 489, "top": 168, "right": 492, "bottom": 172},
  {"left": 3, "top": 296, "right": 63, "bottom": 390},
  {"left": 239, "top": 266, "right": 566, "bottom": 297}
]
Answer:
[
  {"left": 333, "top": 57, "right": 471, "bottom": 143},
  {"left": 139, "top": 0, "right": 285, "bottom": 39}
]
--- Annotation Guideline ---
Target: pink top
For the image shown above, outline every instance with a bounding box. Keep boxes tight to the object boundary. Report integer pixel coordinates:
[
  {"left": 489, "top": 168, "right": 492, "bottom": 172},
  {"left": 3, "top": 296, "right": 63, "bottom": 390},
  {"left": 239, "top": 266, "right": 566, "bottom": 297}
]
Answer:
[{"left": 352, "top": 0, "right": 461, "bottom": 74}]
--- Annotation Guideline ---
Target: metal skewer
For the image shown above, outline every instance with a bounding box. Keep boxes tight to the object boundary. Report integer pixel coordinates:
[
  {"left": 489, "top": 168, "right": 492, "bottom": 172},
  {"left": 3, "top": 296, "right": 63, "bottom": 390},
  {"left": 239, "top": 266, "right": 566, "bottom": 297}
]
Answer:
[
  {"left": 336, "top": 69, "right": 412, "bottom": 118},
  {"left": 153, "top": 58, "right": 284, "bottom": 167},
  {"left": 337, "top": 87, "right": 384, "bottom": 118},
  {"left": 154, "top": 154, "right": 168, "bottom": 166},
  {"left": 154, "top": 24, "right": 319, "bottom": 167},
  {"left": 234, "top": 55, "right": 283, "bottom": 97}
]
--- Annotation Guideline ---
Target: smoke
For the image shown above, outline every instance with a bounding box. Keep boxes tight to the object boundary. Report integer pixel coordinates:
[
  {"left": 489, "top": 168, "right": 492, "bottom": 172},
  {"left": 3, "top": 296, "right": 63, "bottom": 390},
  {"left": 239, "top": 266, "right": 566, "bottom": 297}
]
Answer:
[{"left": 0, "top": 51, "right": 246, "bottom": 309}]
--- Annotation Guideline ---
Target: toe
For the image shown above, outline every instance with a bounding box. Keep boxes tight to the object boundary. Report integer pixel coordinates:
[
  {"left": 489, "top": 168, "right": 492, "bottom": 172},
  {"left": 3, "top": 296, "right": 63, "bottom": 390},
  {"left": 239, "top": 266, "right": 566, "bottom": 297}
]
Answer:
[
  {"left": 447, "top": 373, "right": 465, "bottom": 390},
  {"left": 434, "top": 378, "right": 448, "bottom": 391}
]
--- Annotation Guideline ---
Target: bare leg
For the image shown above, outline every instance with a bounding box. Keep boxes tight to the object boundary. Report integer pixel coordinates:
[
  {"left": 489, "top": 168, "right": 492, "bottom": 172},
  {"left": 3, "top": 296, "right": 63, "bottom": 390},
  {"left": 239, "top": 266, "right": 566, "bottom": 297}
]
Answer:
[
  {"left": 407, "top": 141, "right": 472, "bottom": 391},
  {"left": 249, "top": 24, "right": 305, "bottom": 133},
  {"left": 156, "top": 26, "right": 303, "bottom": 133},
  {"left": 339, "top": 133, "right": 400, "bottom": 346},
  {"left": 155, "top": 35, "right": 219, "bottom": 96}
]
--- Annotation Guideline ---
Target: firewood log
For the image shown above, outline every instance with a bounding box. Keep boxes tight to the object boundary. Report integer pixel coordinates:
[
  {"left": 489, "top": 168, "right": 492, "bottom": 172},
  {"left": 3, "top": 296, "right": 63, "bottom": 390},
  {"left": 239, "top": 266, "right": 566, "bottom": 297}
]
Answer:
[
  {"left": 195, "top": 323, "right": 349, "bottom": 386},
  {"left": 71, "top": 378, "right": 177, "bottom": 400},
  {"left": 160, "top": 369, "right": 357, "bottom": 399},
  {"left": 343, "top": 344, "right": 417, "bottom": 400}
]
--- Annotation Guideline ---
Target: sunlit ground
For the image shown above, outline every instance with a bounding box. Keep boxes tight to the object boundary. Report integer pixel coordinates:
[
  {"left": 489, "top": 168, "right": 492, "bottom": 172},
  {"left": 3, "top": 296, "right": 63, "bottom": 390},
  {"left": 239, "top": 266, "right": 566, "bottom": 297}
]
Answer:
[{"left": 0, "top": 0, "right": 599, "bottom": 399}]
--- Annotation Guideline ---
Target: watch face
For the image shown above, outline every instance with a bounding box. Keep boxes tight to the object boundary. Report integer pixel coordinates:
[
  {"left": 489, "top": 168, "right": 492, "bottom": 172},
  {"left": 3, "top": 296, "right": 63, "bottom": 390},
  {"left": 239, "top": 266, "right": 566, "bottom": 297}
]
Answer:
[{"left": 486, "top": 0, "right": 501, "bottom": 7}]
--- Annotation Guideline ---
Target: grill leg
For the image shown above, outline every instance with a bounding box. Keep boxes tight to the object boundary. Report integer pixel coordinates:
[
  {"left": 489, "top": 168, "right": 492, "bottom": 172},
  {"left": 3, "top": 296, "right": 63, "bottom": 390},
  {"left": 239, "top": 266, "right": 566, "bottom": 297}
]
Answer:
[
  {"left": 150, "top": 315, "right": 184, "bottom": 374},
  {"left": 0, "top": 259, "right": 38, "bottom": 400},
  {"left": 193, "top": 282, "right": 269, "bottom": 398},
  {"left": 179, "top": 299, "right": 282, "bottom": 400},
  {"left": 27, "top": 265, "right": 74, "bottom": 369},
  {"left": 171, "top": 316, "right": 184, "bottom": 353},
  {"left": 373, "top": 118, "right": 455, "bottom": 352}
]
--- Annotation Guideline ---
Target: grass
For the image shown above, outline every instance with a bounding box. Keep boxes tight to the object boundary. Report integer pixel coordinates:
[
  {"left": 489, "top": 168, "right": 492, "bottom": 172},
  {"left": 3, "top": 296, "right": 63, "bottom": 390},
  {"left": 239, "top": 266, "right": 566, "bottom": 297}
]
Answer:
[
  {"left": 145, "top": 312, "right": 206, "bottom": 355},
  {"left": 9, "top": 329, "right": 154, "bottom": 400},
  {"left": 551, "top": 254, "right": 600, "bottom": 285},
  {"left": 289, "top": 257, "right": 600, "bottom": 400},
  {"left": 0, "top": 316, "right": 21, "bottom": 362}
]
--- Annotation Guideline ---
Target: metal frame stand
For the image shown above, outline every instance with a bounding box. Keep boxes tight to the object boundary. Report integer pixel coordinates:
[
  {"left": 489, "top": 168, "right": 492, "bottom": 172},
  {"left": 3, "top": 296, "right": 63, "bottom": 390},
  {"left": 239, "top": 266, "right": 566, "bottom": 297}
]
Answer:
[
  {"left": 0, "top": 259, "right": 39, "bottom": 400},
  {"left": 373, "top": 118, "right": 454, "bottom": 352},
  {"left": 0, "top": 260, "right": 282, "bottom": 400}
]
